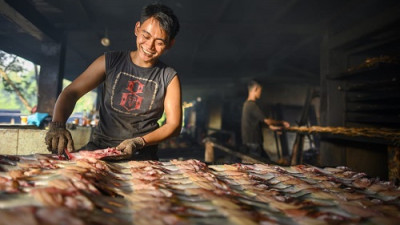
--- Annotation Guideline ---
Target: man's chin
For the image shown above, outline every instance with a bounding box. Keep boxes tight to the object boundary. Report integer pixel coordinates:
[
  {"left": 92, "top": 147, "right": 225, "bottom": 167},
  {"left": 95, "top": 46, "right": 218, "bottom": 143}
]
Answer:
[{"left": 139, "top": 53, "right": 155, "bottom": 62}]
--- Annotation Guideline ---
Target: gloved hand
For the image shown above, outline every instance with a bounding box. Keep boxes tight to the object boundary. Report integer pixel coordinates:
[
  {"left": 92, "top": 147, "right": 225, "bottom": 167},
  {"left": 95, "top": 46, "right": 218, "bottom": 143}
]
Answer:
[
  {"left": 45, "top": 122, "right": 75, "bottom": 155},
  {"left": 116, "top": 137, "right": 146, "bottom": 155}
]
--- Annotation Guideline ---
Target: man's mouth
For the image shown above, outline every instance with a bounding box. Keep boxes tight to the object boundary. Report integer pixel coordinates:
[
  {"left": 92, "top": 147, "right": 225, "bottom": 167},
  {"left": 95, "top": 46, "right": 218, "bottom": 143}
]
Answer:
[{"left": 141, "top": 46, "right": 155, "bottom": 57}]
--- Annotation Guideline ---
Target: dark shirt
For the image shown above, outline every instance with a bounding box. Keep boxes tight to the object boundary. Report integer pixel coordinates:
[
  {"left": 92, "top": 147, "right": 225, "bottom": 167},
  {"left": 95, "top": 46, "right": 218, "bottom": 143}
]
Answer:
[
  {"left": 241, "top": 100, "right": 266, "bottom": 144},
  {"left": 87, "top": 51, "right": 177, "bottom": 159}
]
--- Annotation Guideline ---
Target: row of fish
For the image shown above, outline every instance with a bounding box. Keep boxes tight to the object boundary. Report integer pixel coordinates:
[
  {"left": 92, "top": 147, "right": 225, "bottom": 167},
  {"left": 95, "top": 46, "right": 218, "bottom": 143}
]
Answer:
[{"left": 0, "top": 151, "right": 400, "bottom": 225}]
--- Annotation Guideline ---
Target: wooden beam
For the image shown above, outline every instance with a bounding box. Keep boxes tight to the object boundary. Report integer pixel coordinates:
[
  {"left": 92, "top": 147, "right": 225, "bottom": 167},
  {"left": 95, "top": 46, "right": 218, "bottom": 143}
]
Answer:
[
  {"left": 204, "top": 139, "right": 266, "bottom": 164},
  {"left": 0, "top": 0, "right": 44, "bottom": 41},
  {"left": 1, "top": 0, "right": 61, "bottom": 41}
]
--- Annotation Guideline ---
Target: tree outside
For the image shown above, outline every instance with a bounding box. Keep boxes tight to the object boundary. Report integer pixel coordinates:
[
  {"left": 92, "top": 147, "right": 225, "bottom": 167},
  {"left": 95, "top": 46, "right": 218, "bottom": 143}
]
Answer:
[
  {"left": 0, "top": 50, "right": 96, "bottom": 117},
  {"left": 0, "top": 50, "right": 37, "bottom": 114}
]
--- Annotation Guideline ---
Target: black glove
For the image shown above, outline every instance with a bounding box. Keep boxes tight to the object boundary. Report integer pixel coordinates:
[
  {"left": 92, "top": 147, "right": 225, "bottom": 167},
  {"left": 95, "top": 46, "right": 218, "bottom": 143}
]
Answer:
[
  {"left": 116, "top": 137, "right": 146, "bottom": 155},
  {"left": 45, "top": 122, "right": 75, "bottom": 155}
]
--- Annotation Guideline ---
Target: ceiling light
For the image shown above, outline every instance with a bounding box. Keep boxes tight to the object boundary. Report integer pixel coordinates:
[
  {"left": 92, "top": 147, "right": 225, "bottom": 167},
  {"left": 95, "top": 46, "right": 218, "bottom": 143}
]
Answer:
[
  {"left": 101, "top": 37, "right": 110, "bottom": 47},
  {"left": 101, "top": 27, "right": 110, "bottom": 47}
]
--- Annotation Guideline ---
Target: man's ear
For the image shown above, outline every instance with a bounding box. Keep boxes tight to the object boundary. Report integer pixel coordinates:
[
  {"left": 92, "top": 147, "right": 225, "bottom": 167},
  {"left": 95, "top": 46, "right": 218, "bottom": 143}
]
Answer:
[
  {"left": 167, "top": 38, "right": 175, "bottom": 49},
  {"left": 134, "top": 22, "right": 141, "bottom": 36}
]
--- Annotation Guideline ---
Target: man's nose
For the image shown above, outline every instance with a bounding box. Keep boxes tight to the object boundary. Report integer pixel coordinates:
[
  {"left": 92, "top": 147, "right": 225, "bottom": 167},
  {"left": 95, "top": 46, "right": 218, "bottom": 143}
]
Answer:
[{"left": 145, "top": 39, "right": 156, "bottom": 50}]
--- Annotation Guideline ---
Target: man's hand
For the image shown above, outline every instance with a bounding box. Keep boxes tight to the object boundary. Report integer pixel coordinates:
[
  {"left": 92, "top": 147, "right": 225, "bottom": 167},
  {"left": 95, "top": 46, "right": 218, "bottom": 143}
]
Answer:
[
  {"left": 116, "top": 137, "right": 146, "bottom": 155},
  {"left": 282, "top": 121, "right": 290, "bottom": 128},
  {"left": 45, "top": 122, "right": 75, "bottom": 155},
  {"left": 269, "top": 121, "right": 290, "bottom": 135},
  {"left": 269, "top": 125, "right": 283, "bottom": 131}
]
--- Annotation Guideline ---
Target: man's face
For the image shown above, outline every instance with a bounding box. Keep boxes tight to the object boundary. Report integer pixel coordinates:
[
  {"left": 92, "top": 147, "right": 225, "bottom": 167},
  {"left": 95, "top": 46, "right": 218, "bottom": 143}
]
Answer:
[
  {"left": 254, "top": 85, "right": 262, "bottom": 99},
  {"left": 135, "top": 17, "right": 170, "bottom": 65}
]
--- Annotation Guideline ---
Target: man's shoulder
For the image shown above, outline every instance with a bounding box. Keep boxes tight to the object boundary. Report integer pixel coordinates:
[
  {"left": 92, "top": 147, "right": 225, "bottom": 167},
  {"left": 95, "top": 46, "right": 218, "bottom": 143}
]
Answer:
[
  {"left": 244, "top": 100, "right": 257, "bottom": 106},
  {"left": 155, "top": 60, "right": 177, "bottom": 76},
  {"left": 243, "top": 100, "right": 261, "bottom": 111}
]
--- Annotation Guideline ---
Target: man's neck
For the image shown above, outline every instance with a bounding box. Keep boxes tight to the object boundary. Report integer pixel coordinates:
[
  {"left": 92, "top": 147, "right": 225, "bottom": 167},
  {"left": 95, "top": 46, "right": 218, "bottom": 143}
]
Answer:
[
  {"left": 130, "top": 50, "right": 157, "bottom": 68},
  {"left": 247, "top": 95, "right": 257, "bottom": 101}
]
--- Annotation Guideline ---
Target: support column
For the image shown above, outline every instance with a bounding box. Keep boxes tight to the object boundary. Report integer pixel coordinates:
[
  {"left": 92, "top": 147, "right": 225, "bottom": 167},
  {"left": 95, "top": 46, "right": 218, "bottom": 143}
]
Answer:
[
  {"left": 37, "top": 39, "right": 66, "bottom": 114},
  {"left": 204, "top": 141, "right": 214, "bottom": 163},
  {"left": 319, "top": 34, "right": 347, "bottom": 166},
  {"left": 206, "top": 98, "right": 222, "bottom": 132},
  {"left": 388, "top": 146, "right": 400, "bottom": 185}
]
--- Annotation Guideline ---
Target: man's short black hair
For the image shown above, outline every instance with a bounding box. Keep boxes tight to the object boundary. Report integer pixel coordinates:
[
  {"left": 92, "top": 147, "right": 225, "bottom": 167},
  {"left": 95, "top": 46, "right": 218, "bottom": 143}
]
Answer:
[
  {"left": 248, "top": 79, "right": 262, "bottom": 91},
  {"left": 140, "top": 3, "right": 180, "bottom": 42}
]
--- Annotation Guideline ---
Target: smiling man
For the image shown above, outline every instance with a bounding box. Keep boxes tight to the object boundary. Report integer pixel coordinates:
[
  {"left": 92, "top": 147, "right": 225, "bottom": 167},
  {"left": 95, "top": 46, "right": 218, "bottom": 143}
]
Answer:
[{"left": 45, "top": 3, "right": 182, "bottom": 160}]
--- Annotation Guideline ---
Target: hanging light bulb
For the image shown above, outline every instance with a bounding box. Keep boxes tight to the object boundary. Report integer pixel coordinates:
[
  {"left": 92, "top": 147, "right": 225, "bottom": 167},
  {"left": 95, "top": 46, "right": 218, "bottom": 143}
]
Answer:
[
  {"left": 101, "top": 37, "right": 110, "bottom": 47},
  {"left": 101, "top": 28, "right": 110, "bottom": 47}
]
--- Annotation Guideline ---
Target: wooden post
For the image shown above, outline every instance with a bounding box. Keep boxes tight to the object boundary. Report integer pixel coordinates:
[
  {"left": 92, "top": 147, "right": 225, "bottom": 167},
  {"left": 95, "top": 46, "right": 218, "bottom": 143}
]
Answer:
[
  {"left": 37, "top": 39, "right": 66, "bottom": 114},
  {"left": 388, "top": 146, "right": 400, "bottom": 185},
  {"left": 290, "top": 88, "right": 313, "bottom": 165},
  {"left": 290, "top": 134, "right": 304, "bottom": 165},
  {"left": 205, "top": 141, "right": 214, "bottom": 163}
]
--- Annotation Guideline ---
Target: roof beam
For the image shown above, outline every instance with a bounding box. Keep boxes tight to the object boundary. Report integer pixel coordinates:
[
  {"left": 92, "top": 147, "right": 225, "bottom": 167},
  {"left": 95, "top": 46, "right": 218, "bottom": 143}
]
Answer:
[
  {"left": 1, "top": 0, "right": 61, "bottom": 41},
  {"left": 0, "top": 0, "right": 44, "bottom": 40}
]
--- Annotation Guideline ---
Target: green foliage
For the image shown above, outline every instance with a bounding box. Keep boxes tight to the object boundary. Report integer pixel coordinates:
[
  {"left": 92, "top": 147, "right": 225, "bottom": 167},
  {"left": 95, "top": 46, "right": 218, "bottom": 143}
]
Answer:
[
  {"left": 0, "top": 50, "right": 37, "bottom": 114},
  {"left": 0, "top": 50, "right": 97, "bottom": 115},
  {"left": 0, "top": 51, "right": 25, "bottom": 73},
  {"left": 63, "top": 79, "right": 97, "bottom": 114},
  {"left": 0, "top": 90, "right": 23, "bottom": 109}
]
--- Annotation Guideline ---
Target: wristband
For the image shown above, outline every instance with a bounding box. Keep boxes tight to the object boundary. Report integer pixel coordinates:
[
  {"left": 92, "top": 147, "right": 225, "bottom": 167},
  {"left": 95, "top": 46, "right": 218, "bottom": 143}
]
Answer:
[
  {"left": 49, "top": 121, "right": 66, "bottom": 129},
  {"left": 140, "top": 137, "right": 147, "bottom": 146}
]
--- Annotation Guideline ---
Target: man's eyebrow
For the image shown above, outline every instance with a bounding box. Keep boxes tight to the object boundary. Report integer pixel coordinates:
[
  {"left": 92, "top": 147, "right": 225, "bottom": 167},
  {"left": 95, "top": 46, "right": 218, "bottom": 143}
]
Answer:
[{"left": 142, "top": 30, "right": 167, "bottom": 43}]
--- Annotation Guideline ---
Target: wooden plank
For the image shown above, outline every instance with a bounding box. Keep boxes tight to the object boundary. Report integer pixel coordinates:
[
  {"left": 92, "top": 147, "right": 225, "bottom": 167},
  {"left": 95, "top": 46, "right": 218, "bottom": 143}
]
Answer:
[
  {"left": 346, "top": 112, "right": 400, "bottom": 124},
  {"left": 0, "top": 0, "right": 44, "bottom": 41},
  {"left": 327, "top": 63, "right": 400, "bottom": 80},
  {"left": 204, "top": 140, "right": 265, "bottom": 164},
  {"left": 346, "top": 92, "right": 400, "bottom": 102},
  {"left": 2, "top": 0, "right": 61, "bottom": 41},
  {"left": 344, "top": 79, "right": 400, "bottom": 92},
  {"left": 346, "top": 103, "right": 400, "bottom": 113}
]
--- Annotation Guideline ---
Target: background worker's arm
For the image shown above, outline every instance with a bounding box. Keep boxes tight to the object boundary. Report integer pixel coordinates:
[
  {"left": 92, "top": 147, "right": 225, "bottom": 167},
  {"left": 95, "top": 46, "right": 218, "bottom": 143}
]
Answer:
[{"left": 264, "top": 118, "right": 290, "bottom": 131}]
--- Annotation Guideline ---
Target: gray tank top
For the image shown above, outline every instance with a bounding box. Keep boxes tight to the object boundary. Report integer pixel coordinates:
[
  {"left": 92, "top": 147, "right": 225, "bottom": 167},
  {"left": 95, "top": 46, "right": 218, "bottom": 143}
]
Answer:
[{"left": 90, "top": 51, "right": 177, "bottom": 149}]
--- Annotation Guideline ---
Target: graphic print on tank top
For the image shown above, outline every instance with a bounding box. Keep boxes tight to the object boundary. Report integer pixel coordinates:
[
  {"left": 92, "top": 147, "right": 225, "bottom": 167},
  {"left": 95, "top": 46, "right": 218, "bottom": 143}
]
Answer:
[{"left": 111, "top": 72, "right": 158, "bottom": 115}]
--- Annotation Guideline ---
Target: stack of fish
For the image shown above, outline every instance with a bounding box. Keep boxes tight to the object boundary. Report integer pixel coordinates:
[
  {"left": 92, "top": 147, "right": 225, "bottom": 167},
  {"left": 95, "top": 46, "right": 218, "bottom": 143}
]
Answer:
[{"left": 0, "top": 152, "right": 399, "bottom": 225}]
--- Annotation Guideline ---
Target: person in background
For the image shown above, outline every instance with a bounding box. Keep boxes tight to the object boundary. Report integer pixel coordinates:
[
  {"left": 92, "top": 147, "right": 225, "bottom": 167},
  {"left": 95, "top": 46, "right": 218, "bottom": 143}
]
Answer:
[
  {"left": 241, "top": 79, "right": 290, "bottom": 161},
  {"left": 45, "top": 3, "right": 182, "bottom": 160}
]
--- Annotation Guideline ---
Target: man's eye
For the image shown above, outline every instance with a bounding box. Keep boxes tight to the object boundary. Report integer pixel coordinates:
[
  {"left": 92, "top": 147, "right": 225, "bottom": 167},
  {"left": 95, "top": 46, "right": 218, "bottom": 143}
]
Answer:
[
  {"left": 142, "top": 34, "right": 150, "bottom": 39},
  {"left": 156, "top": 41, "right": 165, "bottom": 47}
]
